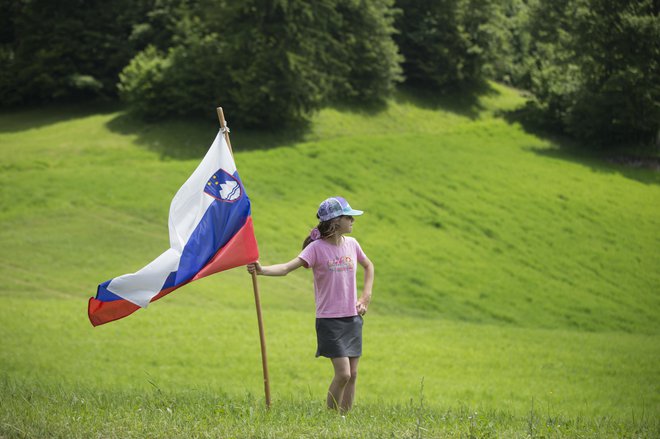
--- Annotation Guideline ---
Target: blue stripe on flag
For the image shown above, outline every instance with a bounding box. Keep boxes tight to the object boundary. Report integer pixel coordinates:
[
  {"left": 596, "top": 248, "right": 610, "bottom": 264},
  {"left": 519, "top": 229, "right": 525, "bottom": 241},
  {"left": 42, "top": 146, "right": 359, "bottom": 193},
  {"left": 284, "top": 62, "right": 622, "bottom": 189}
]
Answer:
[
  {"left": 160, "top": 271, "right": 178, "bottom": 291},
  {"left": 96, "top": 280, "right": 124, "bottom": 302}
]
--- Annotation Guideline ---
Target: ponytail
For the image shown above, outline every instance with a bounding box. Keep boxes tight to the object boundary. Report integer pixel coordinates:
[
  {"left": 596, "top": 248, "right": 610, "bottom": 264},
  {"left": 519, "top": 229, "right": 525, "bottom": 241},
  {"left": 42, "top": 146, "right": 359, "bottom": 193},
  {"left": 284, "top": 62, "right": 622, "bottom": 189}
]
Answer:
[{"left": 302, "top": 218, "right": 341, "bottom": 249}]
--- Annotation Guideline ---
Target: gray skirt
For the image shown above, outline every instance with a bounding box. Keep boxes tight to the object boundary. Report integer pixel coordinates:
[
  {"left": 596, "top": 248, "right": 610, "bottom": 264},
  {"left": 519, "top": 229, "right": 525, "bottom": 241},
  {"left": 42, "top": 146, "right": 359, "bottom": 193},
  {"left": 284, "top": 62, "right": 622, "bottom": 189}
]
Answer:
[{"left": 315, "top": 315, "right": 363, "bottom": 358}]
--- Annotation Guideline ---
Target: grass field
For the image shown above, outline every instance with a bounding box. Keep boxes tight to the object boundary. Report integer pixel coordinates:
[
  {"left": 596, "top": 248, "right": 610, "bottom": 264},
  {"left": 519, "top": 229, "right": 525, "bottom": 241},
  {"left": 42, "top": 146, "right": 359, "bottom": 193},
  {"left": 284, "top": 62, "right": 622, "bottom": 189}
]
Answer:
[{"left": 1, "top": 83, "right": 659, "bottom": 437}]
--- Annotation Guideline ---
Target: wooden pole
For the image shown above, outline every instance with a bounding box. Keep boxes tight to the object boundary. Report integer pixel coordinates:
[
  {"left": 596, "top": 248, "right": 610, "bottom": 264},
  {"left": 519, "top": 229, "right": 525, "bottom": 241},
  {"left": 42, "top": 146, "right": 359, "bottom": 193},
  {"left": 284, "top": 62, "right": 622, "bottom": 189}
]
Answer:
[
  {"left": 216, "top": 107, "right": 271, "bottom": 409},
  {"left": 250, "top": 267, "right": 271, "bottom": 409}
]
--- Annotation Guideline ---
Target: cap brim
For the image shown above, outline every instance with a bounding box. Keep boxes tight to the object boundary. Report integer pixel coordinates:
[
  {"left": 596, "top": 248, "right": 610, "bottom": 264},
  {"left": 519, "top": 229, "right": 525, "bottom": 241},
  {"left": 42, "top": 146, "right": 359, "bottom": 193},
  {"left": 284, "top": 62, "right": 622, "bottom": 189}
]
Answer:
[{"left": 344, "top": 209, "right": 363, "bottom": 216}]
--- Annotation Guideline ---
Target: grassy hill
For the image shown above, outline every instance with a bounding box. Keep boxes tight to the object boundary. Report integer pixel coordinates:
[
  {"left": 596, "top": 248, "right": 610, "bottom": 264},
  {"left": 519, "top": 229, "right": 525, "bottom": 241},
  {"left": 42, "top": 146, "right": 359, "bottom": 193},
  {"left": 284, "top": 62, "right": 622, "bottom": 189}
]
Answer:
[{"left": 1, "top": 83, "right": 658, "bottom": 437}]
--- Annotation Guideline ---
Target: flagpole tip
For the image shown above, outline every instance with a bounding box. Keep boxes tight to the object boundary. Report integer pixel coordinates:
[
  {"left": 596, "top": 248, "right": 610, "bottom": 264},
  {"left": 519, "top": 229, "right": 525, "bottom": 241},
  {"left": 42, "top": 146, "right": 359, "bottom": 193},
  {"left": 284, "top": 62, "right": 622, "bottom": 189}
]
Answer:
[
  {"left": 216, "top": 107, "right": 226, "bottom": 128},
  {"left": 216, "top": 107, "right": 234, "bottom": 156}
]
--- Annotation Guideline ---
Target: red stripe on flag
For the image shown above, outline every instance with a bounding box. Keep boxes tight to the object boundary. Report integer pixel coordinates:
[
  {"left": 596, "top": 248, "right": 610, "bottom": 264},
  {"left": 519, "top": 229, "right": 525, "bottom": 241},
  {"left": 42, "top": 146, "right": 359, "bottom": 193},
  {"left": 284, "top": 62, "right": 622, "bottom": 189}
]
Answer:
[
  {"left": 88, "top": 297, "right": 140, "bottom": 327},
  {"left": 88, "top": 282, "right": 185, "bottom": 327},
  {"left": 192, "top": 216, "right": 259, "bottom": 281}
]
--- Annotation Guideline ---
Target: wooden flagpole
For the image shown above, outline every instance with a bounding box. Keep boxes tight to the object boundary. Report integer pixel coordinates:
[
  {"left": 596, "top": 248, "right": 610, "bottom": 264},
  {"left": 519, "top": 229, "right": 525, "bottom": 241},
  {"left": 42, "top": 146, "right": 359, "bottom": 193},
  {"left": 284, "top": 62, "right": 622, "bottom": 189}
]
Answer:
[{"left": 216, "top": 107, "right": 271, "bottom": 409}]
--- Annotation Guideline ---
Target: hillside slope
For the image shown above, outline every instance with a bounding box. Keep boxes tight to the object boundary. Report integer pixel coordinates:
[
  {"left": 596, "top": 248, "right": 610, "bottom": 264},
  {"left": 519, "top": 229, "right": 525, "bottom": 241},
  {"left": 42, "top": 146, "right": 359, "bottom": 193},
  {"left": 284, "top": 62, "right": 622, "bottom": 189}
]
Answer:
[
  {"left": 1, "top": 85, "right": 659, "bottom": 426},
  {"left": 1, "top": 83, "right": 658, "bottom": 335}
]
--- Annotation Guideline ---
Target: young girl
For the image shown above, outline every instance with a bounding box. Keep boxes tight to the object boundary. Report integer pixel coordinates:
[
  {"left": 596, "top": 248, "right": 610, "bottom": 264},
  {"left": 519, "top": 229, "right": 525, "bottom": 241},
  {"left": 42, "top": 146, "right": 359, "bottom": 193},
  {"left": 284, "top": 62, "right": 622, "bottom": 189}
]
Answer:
[{"left": 247, "top": 196, "right": 375, "bottom": 412}]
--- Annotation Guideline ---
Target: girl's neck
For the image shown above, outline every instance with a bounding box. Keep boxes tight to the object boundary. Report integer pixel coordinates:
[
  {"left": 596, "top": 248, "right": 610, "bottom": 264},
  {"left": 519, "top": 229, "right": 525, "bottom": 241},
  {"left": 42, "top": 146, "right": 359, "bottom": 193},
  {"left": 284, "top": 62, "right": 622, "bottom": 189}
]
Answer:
[{"left": 323, "top": 234, "right": 344, "bottom": 246}]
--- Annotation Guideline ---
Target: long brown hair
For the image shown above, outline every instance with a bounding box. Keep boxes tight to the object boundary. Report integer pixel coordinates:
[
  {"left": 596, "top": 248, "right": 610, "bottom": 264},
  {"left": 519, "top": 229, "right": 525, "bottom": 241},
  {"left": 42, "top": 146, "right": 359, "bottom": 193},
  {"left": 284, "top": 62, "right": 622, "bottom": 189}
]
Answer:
[{"left": 302, "top": 217, "right": 341, "bottom": 249}]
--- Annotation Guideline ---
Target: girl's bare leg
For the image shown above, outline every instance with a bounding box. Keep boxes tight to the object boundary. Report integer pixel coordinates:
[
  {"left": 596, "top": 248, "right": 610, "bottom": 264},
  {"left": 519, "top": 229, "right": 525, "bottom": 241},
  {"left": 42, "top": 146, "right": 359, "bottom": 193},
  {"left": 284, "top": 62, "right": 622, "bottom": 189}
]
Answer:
[
  {"left": 340, "top": 356, "right": 360, "bottom": 412},
  {"left": 327, "top": 357, "right": 351, "bottom": 411}
]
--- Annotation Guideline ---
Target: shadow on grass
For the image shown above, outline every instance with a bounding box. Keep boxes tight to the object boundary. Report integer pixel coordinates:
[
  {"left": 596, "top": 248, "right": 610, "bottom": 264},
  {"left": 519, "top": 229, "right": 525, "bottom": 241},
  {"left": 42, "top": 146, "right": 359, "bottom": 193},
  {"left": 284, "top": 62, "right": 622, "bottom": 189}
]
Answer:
[
  {"left": 324, "top": 80, "right": 496, "bottom": 120},
  {"left": 0, "top": 99, "right": 121, "bottom": 133},
  {"left": 325, "top": 96, "right": 389, "bottom": 117},
  {"left": 105, "top": 110, "right": 312, "bottom": 160},
  {"left": 2, "top": 83, "right": 500, "bottom": 159},
  {"left": 528, "top": 144, "right": 660, "bottom": 185},
  {"left": 504, "top": 104, "right": 659, "bottom": 186},
  {"left": 393, "top": 81, "right": 497, "bottom": 119},
  {"left": 104, "top": 82, "right": 496, "bottom": 159}
]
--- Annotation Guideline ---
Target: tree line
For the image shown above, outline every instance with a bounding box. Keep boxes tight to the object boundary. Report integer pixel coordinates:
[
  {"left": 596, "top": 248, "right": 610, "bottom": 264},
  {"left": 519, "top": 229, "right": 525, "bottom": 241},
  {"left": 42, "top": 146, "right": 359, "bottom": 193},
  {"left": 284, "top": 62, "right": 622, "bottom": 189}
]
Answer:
[{"left": 1, "top": 0, "right": 658, "bottom": 149}]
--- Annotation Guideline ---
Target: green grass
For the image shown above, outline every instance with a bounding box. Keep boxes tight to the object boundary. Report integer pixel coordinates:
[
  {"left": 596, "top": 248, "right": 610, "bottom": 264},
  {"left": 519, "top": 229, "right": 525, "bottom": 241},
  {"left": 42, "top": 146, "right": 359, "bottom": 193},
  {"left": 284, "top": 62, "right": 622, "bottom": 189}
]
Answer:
[
  {"left": 1, "top": 83, "right": 659, "bottom": 437},
  {"left": 2, "top": 379, "right": 657, "bottom": 438}
]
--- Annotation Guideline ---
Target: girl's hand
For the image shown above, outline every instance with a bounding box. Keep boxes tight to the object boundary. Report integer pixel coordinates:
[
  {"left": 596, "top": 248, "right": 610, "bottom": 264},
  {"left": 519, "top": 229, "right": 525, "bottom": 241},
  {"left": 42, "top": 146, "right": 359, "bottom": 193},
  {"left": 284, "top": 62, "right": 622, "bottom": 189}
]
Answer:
[
  {"left": 356, "top": 299, "right": 368, "bottom": 316},
  {"left": 246, "top": 261, "right": 263, "bottom": 275}
]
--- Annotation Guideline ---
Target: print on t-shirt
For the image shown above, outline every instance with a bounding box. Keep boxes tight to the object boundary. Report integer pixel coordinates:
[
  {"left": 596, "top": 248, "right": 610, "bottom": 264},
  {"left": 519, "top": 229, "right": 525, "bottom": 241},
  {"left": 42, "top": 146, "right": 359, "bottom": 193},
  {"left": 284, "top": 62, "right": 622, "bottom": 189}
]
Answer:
[{"left": 327, "top": 256, "right": 354, "bottom": 272}]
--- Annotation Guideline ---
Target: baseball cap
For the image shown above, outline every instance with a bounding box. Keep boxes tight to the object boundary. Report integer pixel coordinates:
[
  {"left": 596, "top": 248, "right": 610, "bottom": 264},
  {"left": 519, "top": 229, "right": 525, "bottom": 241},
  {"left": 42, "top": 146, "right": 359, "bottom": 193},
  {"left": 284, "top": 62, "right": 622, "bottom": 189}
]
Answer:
[{"left": 317, "top": 196, "right": 364, "bottom": 222}]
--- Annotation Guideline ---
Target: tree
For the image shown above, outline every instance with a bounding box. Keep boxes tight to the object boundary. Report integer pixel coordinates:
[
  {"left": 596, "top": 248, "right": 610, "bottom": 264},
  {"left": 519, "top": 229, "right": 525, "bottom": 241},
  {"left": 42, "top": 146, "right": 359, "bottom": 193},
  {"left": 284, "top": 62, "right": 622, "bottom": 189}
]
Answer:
[
  {"left": 326, "top": 0, "right": 403, "bottom": 102},
  {"left": 118, "top": 16, "right": 229, "bottom": 120},
  {"left": 120, "top": 0, "right": 403, "bottom": 127},
  {"left": 219, "top": 0, "right": 402, "bottom": 126},
  {"left": 394, "top": 0, "right": 503, "bottom": 90},
  {"left": 218, "top": 0, "right": 334, "bottom": 127},
  {"left": 0, "top": 0, "right": 150, "bottom": 106},
  {"left": 486, "top": 0, "right": 534, "bottom": 87},
  {"left": 525, "top": 0, "right": 660, "bottom": 147}
]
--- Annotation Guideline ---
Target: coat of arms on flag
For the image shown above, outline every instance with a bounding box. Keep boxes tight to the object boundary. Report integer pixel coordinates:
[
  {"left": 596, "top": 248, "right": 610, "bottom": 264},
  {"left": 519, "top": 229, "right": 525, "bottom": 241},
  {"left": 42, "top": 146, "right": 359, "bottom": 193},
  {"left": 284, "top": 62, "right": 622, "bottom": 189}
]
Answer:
[{"left": 205, "top": 169, "right": 242, "bottom": 202}]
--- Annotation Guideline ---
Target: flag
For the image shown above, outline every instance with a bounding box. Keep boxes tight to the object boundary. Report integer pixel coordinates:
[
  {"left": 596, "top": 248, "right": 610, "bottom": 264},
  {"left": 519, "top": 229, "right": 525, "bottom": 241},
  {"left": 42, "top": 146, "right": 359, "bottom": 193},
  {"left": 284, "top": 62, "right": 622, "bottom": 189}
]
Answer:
[{"left": 88, "top": 130, "right": 259, "bottom": 326}]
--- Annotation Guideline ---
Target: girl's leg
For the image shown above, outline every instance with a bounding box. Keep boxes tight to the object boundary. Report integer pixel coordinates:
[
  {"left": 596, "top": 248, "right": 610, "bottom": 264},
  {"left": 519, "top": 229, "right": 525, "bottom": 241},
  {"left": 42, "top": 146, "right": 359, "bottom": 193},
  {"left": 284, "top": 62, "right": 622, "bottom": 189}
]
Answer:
[
  {"left": 327, "top": 357, "right": 351, "bottom": 411},
  {"left": 340, "top": 356, "right": 360, "bottom": 412}
]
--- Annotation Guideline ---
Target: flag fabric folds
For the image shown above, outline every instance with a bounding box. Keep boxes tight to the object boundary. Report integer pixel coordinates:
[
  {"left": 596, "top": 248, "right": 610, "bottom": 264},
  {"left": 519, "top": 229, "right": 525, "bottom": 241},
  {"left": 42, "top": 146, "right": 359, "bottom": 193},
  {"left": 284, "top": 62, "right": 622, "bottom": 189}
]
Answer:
[{"left": 88, "top": 131, "right": 259, "bottom": 326}]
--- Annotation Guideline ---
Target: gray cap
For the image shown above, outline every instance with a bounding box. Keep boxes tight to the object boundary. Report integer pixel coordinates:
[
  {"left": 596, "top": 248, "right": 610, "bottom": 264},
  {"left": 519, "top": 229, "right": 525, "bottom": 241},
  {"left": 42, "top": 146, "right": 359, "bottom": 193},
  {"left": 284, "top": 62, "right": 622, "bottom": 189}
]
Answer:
[{"left": 317, "top": 196, "right": 364, "bottom": 221}]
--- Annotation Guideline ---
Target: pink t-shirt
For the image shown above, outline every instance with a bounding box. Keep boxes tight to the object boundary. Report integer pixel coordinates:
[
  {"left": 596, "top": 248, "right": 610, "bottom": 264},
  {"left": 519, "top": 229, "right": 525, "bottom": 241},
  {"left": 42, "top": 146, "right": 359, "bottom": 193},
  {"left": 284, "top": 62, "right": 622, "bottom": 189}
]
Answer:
[{"left": 298, "top": 237, "right": 367, "bottom": 318}]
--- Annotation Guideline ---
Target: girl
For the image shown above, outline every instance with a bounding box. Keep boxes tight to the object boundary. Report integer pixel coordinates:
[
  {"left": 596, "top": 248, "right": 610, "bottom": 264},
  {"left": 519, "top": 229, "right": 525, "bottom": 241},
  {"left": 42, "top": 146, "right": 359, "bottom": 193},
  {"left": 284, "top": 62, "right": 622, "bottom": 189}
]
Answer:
[{"left": 247, "top": 196, "right": 375, "bottom": 412}]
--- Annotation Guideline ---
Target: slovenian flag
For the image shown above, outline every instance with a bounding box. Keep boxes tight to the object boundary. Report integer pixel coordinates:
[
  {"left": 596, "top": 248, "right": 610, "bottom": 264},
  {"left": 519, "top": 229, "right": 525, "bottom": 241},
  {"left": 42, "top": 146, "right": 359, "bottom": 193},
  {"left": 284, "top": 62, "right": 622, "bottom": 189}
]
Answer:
[{"left": 88, "top": 130, "right": 259, "bottom": 326}]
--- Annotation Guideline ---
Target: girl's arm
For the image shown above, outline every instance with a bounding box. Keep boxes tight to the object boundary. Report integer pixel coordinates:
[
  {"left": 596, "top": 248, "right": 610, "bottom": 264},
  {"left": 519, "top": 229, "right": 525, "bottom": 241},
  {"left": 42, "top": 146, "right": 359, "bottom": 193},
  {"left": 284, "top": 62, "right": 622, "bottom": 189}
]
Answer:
[
  {"left": 356, "top": 256, "right": 374, "bottom": 315},
  {"left": 247, "top": 257, "right": 305, "bottom": 277}
]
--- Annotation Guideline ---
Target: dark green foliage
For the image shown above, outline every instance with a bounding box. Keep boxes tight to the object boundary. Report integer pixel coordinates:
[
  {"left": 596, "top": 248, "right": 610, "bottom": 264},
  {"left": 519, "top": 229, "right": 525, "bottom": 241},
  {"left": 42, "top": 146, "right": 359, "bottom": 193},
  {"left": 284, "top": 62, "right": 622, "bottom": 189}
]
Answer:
[
  {"left": 523, "top": 0, "right": 660, "bottom": 147},
  {"left": 486, "top": 0, "right": 534, "bottom": 87},
  {"left": 0, "top": 0, "right": 150, "bottom": 105},
  {"left": 128, "top": 0, "right": 196, "bottom": 52},
  {"left": 3, "top": 0, "right": 657, "bottom": 143},
  {"left": 119, "top": 15, "right": 229, "bottom": 120},
  {"left": 120, "top": 0, "right": 403, "bottom": 127},
  {"left": 218, "top": 1, "right": 334, "bottom": 127},
  {"left": 394, "top": 0, "right": 503, "bottom": 89},
  {"left": 326, "top": 0, "right": 403, "bottom": 102}
]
